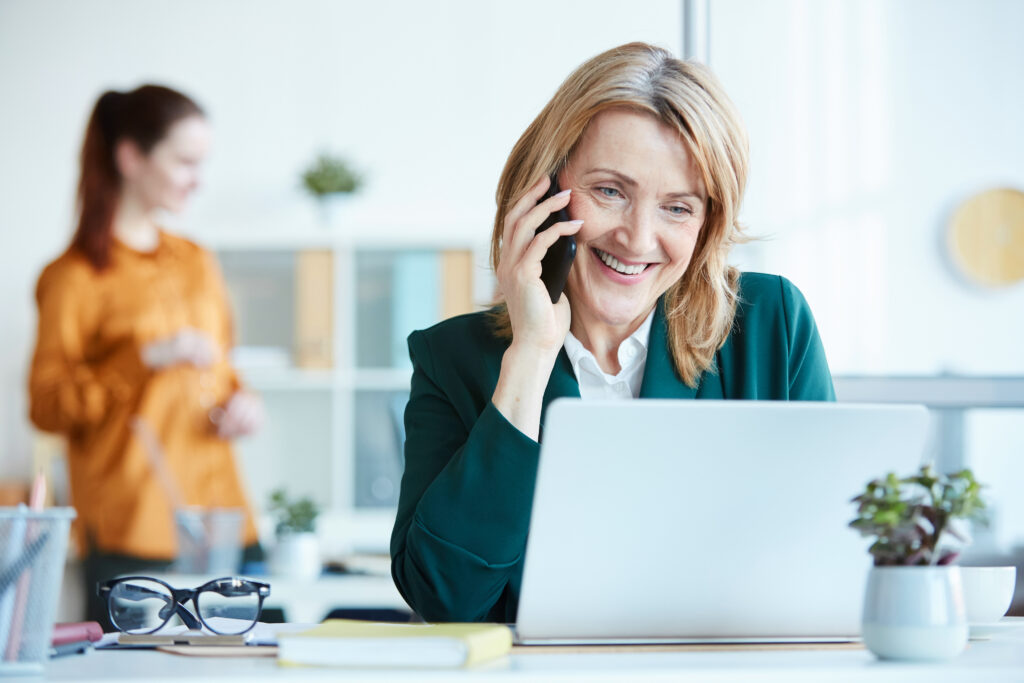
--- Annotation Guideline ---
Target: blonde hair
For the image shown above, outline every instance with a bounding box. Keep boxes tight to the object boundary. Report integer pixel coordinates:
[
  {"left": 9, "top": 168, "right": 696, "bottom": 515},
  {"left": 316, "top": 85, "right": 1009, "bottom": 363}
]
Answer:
[{"left": 489, "top": 42, "right": 750, "bottom": 388}]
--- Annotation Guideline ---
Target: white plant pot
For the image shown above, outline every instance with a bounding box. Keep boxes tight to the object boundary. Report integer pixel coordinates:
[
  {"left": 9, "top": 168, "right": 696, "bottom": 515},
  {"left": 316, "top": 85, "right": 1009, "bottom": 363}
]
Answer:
[
  {"left": 270, "top": 532, "right": 321, "bottom": 580},
  {"left": 317, "top": 194, "right": 351, "bottom": 228},
  {"left": 861, "top": 566, "right": 968, "bottom": 661}
]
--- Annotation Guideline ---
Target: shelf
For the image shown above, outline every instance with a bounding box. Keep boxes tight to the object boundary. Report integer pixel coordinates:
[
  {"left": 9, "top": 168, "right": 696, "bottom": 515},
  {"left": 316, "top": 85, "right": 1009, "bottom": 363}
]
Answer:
[
  {"left": 207, "top": 234, "right": 491, "bottom": 253},
  {"left": 317, "top": 508, "right": 399, "bottom": 556},
  {"left": 239, "top": 366, "right": 335, "bottom": 391},
  {"left": 833, "top": 375, "right": 1024, "bottom": 408},
  {"left": 238, "top": 367, "right": 414, "bottom": 392},
  {"left": 215, "top": 238, "right": 483, "bottom": 543},
  {"left": 352, "top": 368, "right": 413, "bottom": 392},
  {"left": 194, "top": 203, "right": 492, "bottom": 253}
]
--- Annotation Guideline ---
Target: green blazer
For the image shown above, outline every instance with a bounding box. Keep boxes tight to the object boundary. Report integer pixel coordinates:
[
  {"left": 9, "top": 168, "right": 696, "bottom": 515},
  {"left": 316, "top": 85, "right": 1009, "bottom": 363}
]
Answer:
[{"left": 390, "top": 272, "right": 835, "bottom": 623}]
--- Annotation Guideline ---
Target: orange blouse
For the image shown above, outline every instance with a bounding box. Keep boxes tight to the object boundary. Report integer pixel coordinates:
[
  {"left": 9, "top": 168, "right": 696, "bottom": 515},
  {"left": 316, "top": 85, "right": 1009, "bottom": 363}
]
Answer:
[{"left": 28, "top": 231, "right": 259, "bottom": 559}]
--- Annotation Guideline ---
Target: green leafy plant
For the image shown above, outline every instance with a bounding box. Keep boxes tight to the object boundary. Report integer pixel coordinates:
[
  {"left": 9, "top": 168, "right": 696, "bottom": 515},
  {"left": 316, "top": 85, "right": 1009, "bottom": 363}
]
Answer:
[
  {"left": 849, "top": 465, "right": 987, "bottom": 566},
  {"left": 300, "top": 153, "right": 363, "bottom": 197},
  {"left": 268, "top": 488, "right": 320, "bottom": 536}
]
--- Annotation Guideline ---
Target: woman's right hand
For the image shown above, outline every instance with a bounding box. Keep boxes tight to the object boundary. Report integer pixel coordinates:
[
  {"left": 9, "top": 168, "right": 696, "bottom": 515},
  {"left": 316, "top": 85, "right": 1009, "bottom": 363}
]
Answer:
[
  {"left": 141, "top": 327, "right": 219, "bottom": 370},
  {"left": 495, "top": 176, "right": 583, "bottom": 355},
  {"left": 492, "top": 176, "right": 583, "bottom": 440}
]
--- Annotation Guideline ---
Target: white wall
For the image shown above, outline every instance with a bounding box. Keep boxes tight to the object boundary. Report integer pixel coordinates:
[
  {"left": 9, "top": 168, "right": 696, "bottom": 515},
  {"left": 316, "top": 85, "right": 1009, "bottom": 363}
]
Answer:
[
  {"left": 708, "top": 0, "right": 1024, "bottom": 552},
  {"left": 0, "top": 0, "right": 682, "bottom": 477},
  {"left": 710, "top": 0, "right": 1024, "bottom": 375},
  {"left": 3, "top": 1, "right": 1022, "bottom": 553}
]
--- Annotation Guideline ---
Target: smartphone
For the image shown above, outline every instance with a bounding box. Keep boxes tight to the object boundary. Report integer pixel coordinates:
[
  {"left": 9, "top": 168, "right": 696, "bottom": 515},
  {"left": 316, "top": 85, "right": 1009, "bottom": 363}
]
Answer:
[{"left": 535, "top": 175, "right": 577, "bottom": 303}]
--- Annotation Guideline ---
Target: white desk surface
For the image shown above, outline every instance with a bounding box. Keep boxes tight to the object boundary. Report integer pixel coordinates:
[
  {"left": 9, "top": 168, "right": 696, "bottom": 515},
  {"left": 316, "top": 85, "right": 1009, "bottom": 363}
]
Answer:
[{"left": 21, "top": 633, "right": 1024, "bottom": 682}]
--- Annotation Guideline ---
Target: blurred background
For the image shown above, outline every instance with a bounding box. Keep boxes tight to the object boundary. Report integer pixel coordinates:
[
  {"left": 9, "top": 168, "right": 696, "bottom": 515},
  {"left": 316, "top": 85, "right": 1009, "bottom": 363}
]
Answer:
[{"left": 0, "top": 0, "right": 1021, "bottom": 574}]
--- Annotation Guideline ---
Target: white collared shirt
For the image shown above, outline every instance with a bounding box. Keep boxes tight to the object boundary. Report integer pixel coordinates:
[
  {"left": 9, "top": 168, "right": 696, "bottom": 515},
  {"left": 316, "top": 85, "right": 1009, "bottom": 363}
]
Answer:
[{"left": 563, "top": 310, "right": 655, "bottom": 400}]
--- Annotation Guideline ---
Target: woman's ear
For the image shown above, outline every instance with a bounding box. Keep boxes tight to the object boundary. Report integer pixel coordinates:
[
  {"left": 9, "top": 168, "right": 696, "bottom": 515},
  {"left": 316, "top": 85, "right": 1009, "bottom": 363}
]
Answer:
[{"left": 114, "top": 139, "right": 144, "bottom": 179}]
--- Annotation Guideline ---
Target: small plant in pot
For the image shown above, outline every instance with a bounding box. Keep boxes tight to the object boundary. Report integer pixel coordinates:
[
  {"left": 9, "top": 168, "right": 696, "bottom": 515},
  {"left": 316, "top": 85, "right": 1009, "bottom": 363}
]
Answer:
[
  {"left": 268, "top": 488, "right": 321, "bottom": 579},
  {"left": 850, "top": 465, "right": 987, "bottom": 661},
  {"left": 300, "top": 152, "right": 363, "bottom": 227}
]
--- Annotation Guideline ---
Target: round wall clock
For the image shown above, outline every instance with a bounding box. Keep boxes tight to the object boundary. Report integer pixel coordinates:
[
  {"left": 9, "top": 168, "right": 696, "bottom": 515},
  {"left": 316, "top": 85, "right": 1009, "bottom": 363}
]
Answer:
[{"left": 947, "top": 187, "right": 1024, "bottom": 287}]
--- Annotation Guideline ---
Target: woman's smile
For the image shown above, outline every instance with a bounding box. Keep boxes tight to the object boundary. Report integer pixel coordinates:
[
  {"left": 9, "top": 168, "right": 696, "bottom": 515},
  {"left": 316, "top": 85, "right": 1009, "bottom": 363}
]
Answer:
[{"left": 590, "top": 247, "right": 656, "bottom": 281}]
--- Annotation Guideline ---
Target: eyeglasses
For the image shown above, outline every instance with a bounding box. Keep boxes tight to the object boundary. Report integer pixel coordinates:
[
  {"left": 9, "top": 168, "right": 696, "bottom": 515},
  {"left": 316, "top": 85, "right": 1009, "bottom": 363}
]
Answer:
[{"left": 99, "top": 576, "right": 270, "bottom": 635}]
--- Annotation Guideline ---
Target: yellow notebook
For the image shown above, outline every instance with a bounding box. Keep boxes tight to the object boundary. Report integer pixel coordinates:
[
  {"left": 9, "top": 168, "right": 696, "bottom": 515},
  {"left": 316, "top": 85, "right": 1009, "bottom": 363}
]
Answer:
[{"left": 276, "top": 619, "right": 513, "bottom": 668}]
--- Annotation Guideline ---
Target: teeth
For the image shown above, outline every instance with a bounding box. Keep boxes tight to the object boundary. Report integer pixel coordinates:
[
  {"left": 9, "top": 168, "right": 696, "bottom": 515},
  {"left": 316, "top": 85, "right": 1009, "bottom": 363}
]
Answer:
[{"left": 596, "top": 249, "right": 647, "bottom": 275}]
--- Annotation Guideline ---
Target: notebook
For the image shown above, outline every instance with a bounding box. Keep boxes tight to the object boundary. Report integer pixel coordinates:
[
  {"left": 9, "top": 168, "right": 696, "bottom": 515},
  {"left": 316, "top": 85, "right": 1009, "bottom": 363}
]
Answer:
[
  {"left": 515, "top": 399, "right": 929, "bottom": 644},
  {"left": 276, "top": 620, "right": 513, "bottom": 668}
]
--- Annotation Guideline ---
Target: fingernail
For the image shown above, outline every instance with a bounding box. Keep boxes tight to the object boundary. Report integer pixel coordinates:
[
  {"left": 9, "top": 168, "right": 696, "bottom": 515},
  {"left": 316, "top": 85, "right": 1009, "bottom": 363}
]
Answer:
[
  {"left": 568, "top": 220, "right": 584, "bottom": 225},
  {"left": 554, "top": 189, "right": 571, "bottom": 198}
]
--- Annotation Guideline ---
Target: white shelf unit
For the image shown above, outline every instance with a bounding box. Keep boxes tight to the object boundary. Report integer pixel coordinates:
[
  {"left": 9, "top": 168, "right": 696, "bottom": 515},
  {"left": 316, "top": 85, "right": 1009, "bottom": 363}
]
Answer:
[{"left": 210, "top": 231, "right": 494, "bottom": 555}]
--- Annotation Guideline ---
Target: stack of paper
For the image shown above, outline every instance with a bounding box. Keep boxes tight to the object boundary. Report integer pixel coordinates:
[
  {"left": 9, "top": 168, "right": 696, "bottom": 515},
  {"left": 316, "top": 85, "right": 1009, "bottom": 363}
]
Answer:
[{"left": 277, "top": 619, "right": 513, "bottom": 668}]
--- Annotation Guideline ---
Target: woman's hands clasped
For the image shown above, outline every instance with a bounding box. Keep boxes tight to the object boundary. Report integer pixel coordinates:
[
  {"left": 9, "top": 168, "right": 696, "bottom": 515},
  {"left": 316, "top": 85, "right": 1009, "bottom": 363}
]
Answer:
[
  {"left": 141, "top": 327, "right": 219, "bottom": 370},
  {"left": 496, "top": 176, "right": 583, "bottom": 355},
  {"left": 141, "top": 328, "right": 264, "bottom": 439},
  {"left": 210, "top": 391, "right": 265, "bottom": 439}
]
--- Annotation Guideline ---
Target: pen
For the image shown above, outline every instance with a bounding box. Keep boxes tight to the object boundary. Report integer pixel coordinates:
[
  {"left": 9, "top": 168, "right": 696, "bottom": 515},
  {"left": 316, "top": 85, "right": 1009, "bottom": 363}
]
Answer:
[{"left": 50, "top": 640, "right": 92, "bottom": 658}]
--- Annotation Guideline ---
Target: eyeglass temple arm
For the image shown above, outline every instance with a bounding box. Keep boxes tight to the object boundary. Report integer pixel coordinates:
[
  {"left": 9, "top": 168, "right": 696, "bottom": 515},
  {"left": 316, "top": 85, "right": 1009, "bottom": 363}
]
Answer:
[
  {"left": 163, "top": 601, "right": 203, "bottom": 631},
  {"left": 113, "top": 584, "right": 203, "bottom": 631}
]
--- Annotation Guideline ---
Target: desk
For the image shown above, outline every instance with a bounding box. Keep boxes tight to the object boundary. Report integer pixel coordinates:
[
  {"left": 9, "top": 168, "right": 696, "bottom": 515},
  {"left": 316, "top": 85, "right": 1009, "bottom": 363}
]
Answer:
[{"left": 22, "top": 634, "right": 1024, "bottom": 682}]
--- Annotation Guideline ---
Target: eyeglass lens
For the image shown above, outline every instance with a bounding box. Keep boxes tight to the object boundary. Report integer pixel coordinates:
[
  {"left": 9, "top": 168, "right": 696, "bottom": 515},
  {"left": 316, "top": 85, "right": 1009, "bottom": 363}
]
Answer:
[
  {"left": 195, "top": 579, "right": 262, "bottom": 634},
  {"left": 108, "top": 579, "right": 184, "bottom": 634}
]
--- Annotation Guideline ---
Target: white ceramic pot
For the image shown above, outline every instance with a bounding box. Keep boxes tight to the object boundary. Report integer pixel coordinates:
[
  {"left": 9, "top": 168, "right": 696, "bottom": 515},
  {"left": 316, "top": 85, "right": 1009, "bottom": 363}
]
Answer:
[
  {"left": 270, "top": 532, "right": 321, "bottom": 580},
  {"left": 861, "top": 566, "right": 968, "bottom": 661},
  {"left": 317, "top": 194, "right": 351, "bottom": 228}
]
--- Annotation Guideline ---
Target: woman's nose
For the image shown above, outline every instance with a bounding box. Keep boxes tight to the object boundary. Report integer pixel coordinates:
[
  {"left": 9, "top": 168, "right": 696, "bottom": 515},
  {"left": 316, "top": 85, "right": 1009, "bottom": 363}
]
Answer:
[{"left": 615, "top": 204, "right": 659, "bottom": 256}]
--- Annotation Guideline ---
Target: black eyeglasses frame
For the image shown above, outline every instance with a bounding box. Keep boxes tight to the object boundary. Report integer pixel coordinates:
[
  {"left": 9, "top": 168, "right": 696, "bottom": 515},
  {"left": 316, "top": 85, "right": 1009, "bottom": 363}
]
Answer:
[{"left": 98, "top": 575, "right": 271, "bottom": 635}]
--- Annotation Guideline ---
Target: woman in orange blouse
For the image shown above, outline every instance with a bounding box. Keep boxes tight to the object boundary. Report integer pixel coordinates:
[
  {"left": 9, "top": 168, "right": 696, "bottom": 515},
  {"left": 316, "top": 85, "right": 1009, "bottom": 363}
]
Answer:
[{"left": 28, "top": 85, "right": 264, "bottom": 625}]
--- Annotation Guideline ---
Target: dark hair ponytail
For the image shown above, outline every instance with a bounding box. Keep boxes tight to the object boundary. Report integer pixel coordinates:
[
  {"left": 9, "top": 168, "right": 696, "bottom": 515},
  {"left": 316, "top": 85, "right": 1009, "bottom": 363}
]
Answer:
[{"left": 71, "top": 85, "right": 203, "bottom": 270}]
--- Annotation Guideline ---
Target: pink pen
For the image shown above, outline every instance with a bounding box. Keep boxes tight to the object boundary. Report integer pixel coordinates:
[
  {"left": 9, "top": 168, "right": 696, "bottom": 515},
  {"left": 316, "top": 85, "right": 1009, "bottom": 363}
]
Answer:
[{"left": 29, "top": 474, "right": 46, "bottom": 511}]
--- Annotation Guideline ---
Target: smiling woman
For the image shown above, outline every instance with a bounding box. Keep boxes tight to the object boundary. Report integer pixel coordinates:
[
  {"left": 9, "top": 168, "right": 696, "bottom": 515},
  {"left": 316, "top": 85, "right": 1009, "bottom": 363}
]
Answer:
[{"left": 390, "top": 42, "right": 836, "bottom": 623}]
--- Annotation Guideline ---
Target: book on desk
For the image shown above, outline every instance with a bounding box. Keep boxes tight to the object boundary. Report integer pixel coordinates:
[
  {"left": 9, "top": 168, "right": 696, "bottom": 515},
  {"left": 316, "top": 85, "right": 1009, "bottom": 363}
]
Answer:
[{"left": 276, "top": 619, "right": 513, "bottom": 668}]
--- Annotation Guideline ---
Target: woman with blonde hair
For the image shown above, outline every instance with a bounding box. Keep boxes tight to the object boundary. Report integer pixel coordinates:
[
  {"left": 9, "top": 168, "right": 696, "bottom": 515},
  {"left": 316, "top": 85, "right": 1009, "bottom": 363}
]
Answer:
[{"left": 391, "top": 42, "right": 834, "bottom": 622}]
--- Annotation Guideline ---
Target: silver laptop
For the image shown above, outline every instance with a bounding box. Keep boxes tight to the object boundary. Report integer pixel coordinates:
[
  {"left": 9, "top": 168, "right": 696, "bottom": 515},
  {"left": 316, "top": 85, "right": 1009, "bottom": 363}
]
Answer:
[{"left": 515, "top": 399, "right": 929, "bottom": 644}]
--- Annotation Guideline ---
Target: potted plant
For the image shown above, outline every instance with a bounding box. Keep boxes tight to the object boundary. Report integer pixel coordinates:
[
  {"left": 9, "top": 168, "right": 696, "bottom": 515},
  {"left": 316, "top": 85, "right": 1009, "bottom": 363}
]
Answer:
[
  {"left": 267, "top": 488, "right": 321, "bottom": 579},
  {"left": 300, "top": 152, "right": 363, "bottom": 227},
  {"left": 849, "top": 465, "right": 987, "bottom": 661}
]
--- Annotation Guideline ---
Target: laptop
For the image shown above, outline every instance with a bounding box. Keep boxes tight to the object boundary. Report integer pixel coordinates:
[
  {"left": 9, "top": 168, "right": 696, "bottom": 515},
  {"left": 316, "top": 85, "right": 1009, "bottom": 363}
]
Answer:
[{"left": 515, "top": 399, "right": 929, "bottom": 644}]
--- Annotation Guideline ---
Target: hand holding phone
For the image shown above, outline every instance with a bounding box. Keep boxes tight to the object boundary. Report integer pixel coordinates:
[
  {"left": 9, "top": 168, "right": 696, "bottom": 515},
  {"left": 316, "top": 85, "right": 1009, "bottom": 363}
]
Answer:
[{"left": 535, "top": 175, "right": 577, "bottom": 303}]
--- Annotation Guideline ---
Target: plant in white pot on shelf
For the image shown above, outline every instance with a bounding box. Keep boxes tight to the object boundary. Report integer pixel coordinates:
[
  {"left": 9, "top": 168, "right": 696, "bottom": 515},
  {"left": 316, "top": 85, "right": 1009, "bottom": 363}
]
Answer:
[
  {"left": 300, "top": 152, "right": 363, "bottom": 227},
  {"left": 268, "top": 488, "right": 321, "bottom": 580},
  {"left": 849, "top": 465, "right": 987, "bottom": 661}
]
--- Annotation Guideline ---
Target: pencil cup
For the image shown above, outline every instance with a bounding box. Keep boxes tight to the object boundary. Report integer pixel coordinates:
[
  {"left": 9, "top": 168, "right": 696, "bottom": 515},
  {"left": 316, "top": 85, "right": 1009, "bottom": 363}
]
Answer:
[
  {"left": 174, "top": 507, "right": 244, "bottom": 575},
  {"left": 0, "top": 507, "right": 76, "bottom": 675}
]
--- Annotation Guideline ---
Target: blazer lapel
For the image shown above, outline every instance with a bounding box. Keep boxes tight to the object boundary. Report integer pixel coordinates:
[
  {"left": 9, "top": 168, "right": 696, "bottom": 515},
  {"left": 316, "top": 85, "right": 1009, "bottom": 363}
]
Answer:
[{"left": 639, "top": 299, "right": 700, "bottom": 400}]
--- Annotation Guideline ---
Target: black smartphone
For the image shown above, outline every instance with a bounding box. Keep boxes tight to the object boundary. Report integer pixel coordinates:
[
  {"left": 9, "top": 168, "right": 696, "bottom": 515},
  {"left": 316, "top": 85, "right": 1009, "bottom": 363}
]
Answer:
[{"left": 535, "top": 175, "right": 577, "bottom": 303}]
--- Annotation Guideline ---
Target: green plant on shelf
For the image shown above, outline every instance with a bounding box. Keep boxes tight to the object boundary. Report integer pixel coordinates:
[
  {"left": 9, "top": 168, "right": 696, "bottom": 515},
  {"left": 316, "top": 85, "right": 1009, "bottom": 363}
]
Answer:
[
  {"left": 849, "top": 464, "right": 987, "bottom": 566},
  {"left": 301, "top": 153, "right": 363, "bottom": 197},
  {"left": 268, "top": 488, "right": 320, "bottom": 536}
]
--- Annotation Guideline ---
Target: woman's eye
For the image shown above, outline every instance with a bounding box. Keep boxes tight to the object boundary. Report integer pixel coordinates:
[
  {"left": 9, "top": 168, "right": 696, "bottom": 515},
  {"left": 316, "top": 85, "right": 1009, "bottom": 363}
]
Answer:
[
  {"left": 598, "top": 187, "right": 621, "bottom": 199},
  {"left": 667, "top": 205, "right": 693, "bottom": 216}
]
